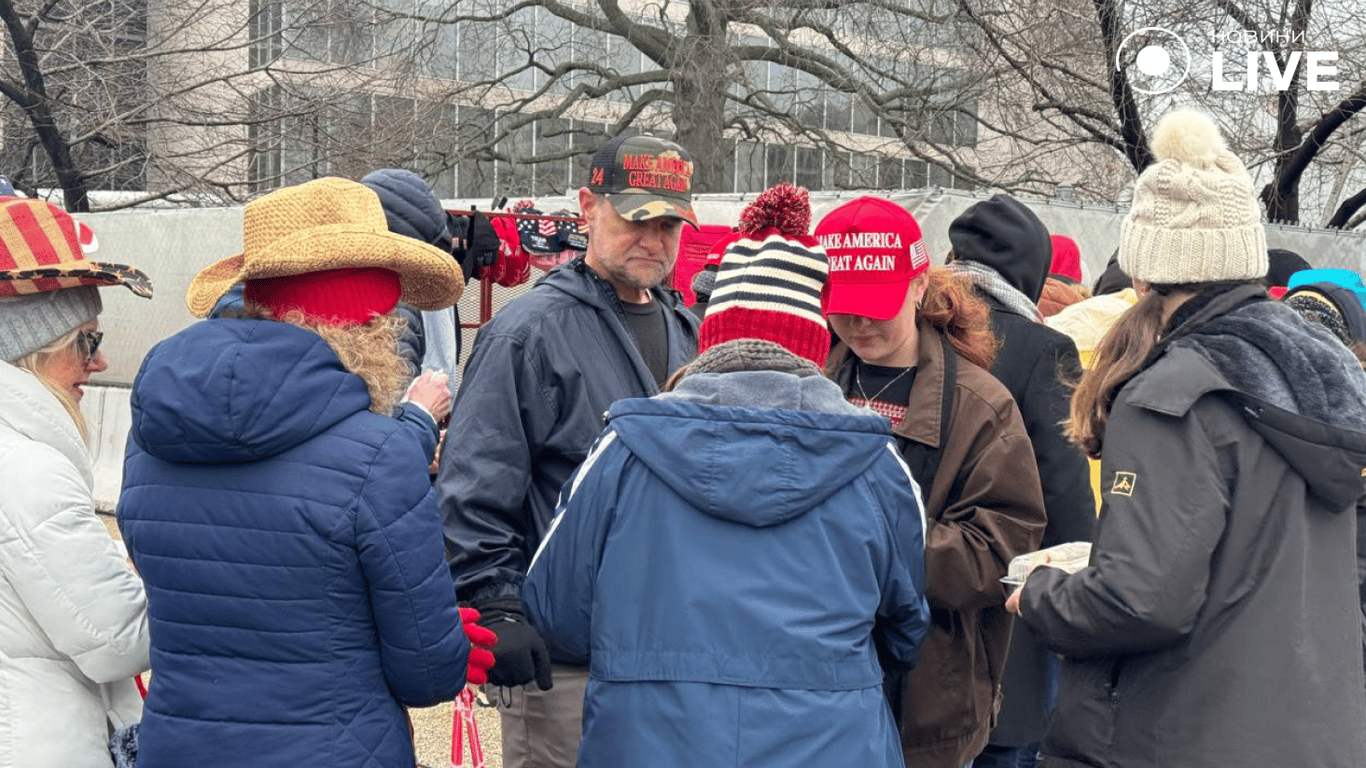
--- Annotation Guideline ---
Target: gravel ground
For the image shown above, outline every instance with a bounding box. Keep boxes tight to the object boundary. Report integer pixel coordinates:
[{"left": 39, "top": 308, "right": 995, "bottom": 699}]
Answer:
[
  {"left": 412, "top": 698, "right": 503, "bottom": 768},
  {"left": 100, "top": 513, "right": 506, "bottom": 768}
]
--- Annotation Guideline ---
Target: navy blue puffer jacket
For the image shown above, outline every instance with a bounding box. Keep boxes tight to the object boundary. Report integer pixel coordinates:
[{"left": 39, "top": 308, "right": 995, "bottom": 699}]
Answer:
[{"left": 117, "top": 318, "right": 469, "bottom": 768}]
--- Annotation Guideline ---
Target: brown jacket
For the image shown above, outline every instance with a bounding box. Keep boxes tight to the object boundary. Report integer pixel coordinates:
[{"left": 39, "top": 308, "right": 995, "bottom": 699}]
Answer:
[{"left": 827, "top": 320, "right": 1046, "bottom": 768}]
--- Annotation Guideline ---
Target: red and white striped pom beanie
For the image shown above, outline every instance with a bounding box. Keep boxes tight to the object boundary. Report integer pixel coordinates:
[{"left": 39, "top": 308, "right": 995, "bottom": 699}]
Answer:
[{"left": 698, "top": 183, "right": 831, "bottom": 367}]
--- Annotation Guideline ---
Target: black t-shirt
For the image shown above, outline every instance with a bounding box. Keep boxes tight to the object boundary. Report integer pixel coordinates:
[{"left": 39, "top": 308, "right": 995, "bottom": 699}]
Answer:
[
  {"left": 850, "top": 360, "right": 918, "bottom": 426},
  {"left": 621, "top": 298, "right": 669, "bottom": 387}
]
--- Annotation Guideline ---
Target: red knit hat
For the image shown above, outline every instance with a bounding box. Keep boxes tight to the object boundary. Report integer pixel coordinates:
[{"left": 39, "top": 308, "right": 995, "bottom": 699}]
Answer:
[
  {"left": 698, "top": 183, "right": 830, "bottom": 367},
  {"left": 1049, "top": 234, "right": 1084, "bottom": 282},
  {"left": 244, "top": 267, "right": 401, "bottom": 326}
]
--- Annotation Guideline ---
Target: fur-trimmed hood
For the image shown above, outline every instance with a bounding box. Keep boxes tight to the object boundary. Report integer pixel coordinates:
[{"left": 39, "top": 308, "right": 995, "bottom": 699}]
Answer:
[
  {"left": 1135, "top": 285, "right": 1366, "bottom": 512},
  {"left": 1170, "top": 288, "right": 1366, "bottom": 423}
]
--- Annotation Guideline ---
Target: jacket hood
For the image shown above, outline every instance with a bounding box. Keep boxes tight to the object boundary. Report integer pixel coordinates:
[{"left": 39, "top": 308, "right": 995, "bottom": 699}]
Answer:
[
  {"left": 539, "top": 257, "right": 617, "bottom": 311},
  {"left": 130, "top": 318, "right": 372, "bottom": 464},
  {"left": 0, "top": 360, "right": 90, "bottom": 484},
  {"left": 1140, "top": 286, "right": 1366, "bottom": 511},
  {"left": 948, "top": 194, "right": 1052, "bottom": 302},
  {"left": 542, "top": 256, "right": 694, "bottom": 316},
  {"left": 359, "top": 168, "right": 453, "bottom": 250},
  {"left": 607, "top": 370, "right": 896, "bottom": 527}
]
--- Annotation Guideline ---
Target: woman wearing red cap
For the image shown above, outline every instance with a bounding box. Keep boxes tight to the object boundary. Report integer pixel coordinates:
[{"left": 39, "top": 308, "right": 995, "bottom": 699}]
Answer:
[
  {"left": 816, "top": 196, "right": 1046, "bottom": 768},
  {"left": 0, "top": 197, "right": 153, "bottom": 767},
  {"left": 116, "top": 178, "right": 494, "bottom": 768}
]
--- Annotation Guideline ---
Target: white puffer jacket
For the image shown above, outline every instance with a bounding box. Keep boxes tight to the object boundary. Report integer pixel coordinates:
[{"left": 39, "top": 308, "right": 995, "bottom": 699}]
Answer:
[{"left": 0, "top": 361, "right": 148, "bottom": 767}]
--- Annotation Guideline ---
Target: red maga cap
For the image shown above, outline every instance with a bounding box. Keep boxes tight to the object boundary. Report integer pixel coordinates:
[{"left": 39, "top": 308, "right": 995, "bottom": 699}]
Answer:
[{"left": 815, "top": 196, "right": 930, "bottom": 321}]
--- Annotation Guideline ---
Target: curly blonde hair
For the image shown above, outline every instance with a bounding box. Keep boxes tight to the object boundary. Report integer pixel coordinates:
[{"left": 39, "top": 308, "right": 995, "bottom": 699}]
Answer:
[
  {"left": 245, "top": 303, "right": 411, "bottom": 415},
  {"left": 13, "top": 326, "right": 89, "bottom": 442}
]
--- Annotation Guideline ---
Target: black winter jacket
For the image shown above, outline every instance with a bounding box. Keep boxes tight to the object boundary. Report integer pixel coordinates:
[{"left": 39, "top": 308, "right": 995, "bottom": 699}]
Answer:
[
  {"left": 982, "top": 296, "right": 1096, "bottom": 747},
  {"left": 437, "top": 257, "right": 699, "bottom": 603},
  {"left": 1021, "top": 288, "right": 1366, "bottom": 768}
]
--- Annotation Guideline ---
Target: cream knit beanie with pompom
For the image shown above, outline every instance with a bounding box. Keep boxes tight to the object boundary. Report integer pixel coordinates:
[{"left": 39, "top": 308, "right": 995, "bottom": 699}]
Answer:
[{"left": 1119, "top": 108, "right": 1267, "bottom": 285}]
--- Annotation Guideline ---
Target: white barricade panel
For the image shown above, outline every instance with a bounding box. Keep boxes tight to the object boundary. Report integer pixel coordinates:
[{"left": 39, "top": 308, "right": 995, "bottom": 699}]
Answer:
[{"left": 82, "top": 385, "right": 132, "bottom": 513}]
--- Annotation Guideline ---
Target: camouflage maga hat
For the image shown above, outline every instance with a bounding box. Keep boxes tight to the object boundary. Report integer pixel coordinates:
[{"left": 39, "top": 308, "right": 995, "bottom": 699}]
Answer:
[{"left": 586, "top": 134, "right": 697, "bottom": 228}]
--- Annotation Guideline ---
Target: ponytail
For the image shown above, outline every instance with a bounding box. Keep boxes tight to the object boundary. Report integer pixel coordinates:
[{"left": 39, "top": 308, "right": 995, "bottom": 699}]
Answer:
[{"left": 919, "top": 267, "right": 996, "bottom": 371}]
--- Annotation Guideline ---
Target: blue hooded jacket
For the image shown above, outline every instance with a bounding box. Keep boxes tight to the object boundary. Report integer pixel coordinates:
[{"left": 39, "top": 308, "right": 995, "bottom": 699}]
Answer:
[
  {"left": 117, "top": 318, "right": 469, "bottom": 768},
  {"left": 523, "top": 367, "right": 930, "bottom": 768}
]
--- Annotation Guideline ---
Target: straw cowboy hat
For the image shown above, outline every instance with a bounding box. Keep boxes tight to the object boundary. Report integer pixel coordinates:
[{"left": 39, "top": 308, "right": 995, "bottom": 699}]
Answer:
[
  {"left": 186, "top": 177, "right": 464, "bottom": 318},
  {"left": 0, "top": 196, "right": 152, "bottom": 298}
]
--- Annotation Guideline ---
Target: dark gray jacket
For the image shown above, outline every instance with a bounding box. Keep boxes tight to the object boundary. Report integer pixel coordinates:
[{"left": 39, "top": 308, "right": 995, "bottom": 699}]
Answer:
[
  {"left": 1021, "top": 288, "right": 1366, "bottom": 768},
  {"left": 437, "top": 256, "right": 699, "bottom": 603}
]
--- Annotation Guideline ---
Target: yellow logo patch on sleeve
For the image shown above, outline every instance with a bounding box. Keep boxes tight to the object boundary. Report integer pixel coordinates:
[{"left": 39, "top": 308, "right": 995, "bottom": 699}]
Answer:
[{"left": 1110, "top": 471, "right": 1137, "bottom": 496}]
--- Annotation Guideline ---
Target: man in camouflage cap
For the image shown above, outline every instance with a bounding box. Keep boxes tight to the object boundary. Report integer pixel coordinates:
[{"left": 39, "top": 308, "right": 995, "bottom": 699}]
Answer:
[{"left": 437, "top": 134, "right": 701, "bottom": 768}]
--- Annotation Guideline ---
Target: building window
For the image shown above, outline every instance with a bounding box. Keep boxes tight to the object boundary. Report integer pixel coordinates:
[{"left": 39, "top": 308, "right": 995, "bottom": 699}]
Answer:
[
  {"left": 456, "top": 106, "right": 498, "bottom": 199},
  {"left": 955, "top": 101, "right": 979, "bottom": 148},
  {"left": 906, "top": 159, "right": 929, "bottom": 189},
  {"left": 850, "top": 154, "right": 877, "bottom": 188},
  {"left": 826, "top": 88, "right": 852, "bottom": 133},
  {"left": 735, "top": 141, "right": 764, "bottom": 193},
  {"left": 928, "top": 162, "right": 952, "bottom": 188},
  {"left": 570, "top": 120, "right": 608, "bottom": 190},
  {"left": 796, "top": 147, "right": 822, "bottom": 190},
  {"left": 765, "top": 144, "right": 791, "bottom": 188},
  {"left": 247, "top": 86, "right": 283, "bottom": 193},
  {"left": 249, "top": 0, "right": 283, "bottom": 68},
  {"left": 851, "top": 96, "right": 878, "bottom": 136},
  {"left": 718, "top": 137, "right": 737, "bottom": 194},
  {"left": 497, "top": 121, "right": 535, "bottom": 198},
  {"left": 878, "top": 156, "right": 903, "bottom": 190},
  {"left": 534, "top": 118, "right": 572, "bottom": 195}
]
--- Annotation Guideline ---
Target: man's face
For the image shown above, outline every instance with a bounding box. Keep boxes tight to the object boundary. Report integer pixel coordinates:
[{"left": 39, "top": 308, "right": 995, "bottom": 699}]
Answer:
[{"left": 579, "top": 188, "right": 685, "bottom": 302}]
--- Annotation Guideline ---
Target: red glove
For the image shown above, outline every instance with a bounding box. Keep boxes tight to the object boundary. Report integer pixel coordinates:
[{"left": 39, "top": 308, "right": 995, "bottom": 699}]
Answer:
[{"left": 461, "top": 607, "right": 498, "bottom": 686}]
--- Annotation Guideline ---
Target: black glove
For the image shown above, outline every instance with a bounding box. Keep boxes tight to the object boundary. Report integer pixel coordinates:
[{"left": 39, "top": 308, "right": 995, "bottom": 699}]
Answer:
[
  {"left": 473, "top": 596, "right": 554, "bottom": 691},
  {"left": 467, "top": 211, "right": 502, "bottom": 271}
]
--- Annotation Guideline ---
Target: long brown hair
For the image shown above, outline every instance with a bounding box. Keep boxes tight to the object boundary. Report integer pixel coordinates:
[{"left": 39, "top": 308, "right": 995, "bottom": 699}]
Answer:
[
  {"left": 1068, "top": 282, "right": 1274, "bottom": 457},
  {"left": 1067, "top": 287, "right": 1170, "bottom": 458},
  {"left": 920, "top": 267, "right": 996, "bottom": 371}
]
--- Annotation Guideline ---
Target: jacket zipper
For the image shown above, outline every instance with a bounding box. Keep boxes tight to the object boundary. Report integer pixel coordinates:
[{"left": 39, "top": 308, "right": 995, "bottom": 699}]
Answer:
[{"left": 1107, "top": 658, "right": 1125, "bottom": 709}]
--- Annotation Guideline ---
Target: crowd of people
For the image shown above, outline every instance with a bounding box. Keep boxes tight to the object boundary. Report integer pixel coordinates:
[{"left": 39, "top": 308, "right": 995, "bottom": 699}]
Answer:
[{"left": 2, "top": 106, "right": 1365, "bottom": 768}]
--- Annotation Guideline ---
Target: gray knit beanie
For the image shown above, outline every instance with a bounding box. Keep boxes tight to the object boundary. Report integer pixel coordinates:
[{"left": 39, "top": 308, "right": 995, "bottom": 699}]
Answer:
[
  {"left": 686, "top": 338, "right": 822, "bottom": 378},
  {"left": 0, "top": 286, "right": 102, "bottom": 362},
  {"left": 1119, "top": 109, "right": 1267, "bottom": 285}
]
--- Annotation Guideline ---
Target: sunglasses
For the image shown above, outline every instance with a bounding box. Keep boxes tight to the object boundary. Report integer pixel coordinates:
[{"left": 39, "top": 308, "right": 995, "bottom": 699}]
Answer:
[{"left": 76, "top": 330, "right": 103, "bottom": 364}]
